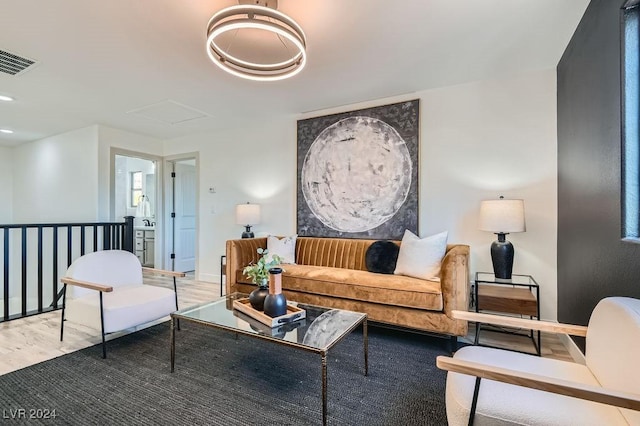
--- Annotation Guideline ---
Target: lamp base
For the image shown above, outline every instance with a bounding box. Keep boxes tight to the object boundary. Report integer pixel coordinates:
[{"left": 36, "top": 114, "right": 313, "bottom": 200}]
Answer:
[
  {"left": 241, "top": 225, "right": 254, "bottom": 239},
  {"left": 491, "top": 233, "right": 514, "bottom": 279}
]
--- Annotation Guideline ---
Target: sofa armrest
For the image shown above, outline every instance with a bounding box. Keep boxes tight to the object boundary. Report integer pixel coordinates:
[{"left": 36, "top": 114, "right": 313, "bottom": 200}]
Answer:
[
  {"left": 440, "top": 245, "right": 470, "bottom": 314},
  {"left": 436, "top": 355, "right": 640, "bottom": 411},
  {"left": 225, "top": 237, "right": 267, "bottom": 294}
]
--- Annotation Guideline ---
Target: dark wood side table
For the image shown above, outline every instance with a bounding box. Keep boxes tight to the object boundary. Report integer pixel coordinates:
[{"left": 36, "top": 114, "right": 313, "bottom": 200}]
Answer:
[{"left": 474, "top": 272, "right": 541, "bottom": 356}]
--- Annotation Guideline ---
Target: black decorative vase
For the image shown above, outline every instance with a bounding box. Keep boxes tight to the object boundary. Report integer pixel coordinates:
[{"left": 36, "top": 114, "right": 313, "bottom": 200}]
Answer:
[
  {"left": 491, "top": 233, "right": 514, "bottom": 280},
  {"left": 249, "top": 285, "right": 269, "bottom": 311},
  {"left": 264, "top": 294, "right": 287, "bottom": 317},
  {"left": 264, "top": 267, "right": 287, "bottom": 318}
]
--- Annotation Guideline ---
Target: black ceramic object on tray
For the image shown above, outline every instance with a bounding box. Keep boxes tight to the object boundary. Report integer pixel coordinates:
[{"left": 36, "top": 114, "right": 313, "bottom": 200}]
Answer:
[
  {"left": 249, "top": 286, "right": 269, "bottom": 311},
  {"left": 264, "top": 267, "right": 287, "bottom": 317}
]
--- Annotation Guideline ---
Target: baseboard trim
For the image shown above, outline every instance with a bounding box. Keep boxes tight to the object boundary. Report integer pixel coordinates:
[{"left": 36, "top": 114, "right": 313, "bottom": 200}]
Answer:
[{"left": 559, "top": 333, "right": 586, "bottom": 364}]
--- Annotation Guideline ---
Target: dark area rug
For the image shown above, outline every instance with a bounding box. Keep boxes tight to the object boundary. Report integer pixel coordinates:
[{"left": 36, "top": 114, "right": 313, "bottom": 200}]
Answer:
[{"left": 0, "top": 322, "right": 449, "bottom": 425}]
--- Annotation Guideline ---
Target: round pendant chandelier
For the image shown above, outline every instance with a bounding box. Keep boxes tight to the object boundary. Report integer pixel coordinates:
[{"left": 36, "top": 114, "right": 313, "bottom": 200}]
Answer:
[{"left": 206, "top": 0, "right": 307, "bottom": 82}]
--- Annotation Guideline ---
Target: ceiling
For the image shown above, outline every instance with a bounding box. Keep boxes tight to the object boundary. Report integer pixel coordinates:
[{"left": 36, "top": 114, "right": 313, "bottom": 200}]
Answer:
[{"left": 0, "top": 0, "right": 589, "bottom": 147}]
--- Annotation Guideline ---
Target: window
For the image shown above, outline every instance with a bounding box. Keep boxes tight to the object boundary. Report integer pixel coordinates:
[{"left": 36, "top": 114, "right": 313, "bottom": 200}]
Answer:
[
  {"left": 131, "top": 171, "right": 143, "bottom": 207},
  {"left": 623, "top": 1, "right": 640, "bottom": 239}
]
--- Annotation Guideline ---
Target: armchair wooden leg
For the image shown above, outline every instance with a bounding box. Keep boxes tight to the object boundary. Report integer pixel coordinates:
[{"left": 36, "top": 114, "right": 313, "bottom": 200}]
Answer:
[
  {"left": 59, "top": 284, "right": 67, "bottom": 342},
  {"left": 99, "top": 292, "right": 107, "bottom": 359}
]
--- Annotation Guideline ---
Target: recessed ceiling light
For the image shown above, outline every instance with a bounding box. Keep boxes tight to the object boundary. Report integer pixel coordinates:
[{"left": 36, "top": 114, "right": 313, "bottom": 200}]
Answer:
[
  {"left": 0, "top": 129, "right": 14, "bottom": 134},
  {"left": 0, "top": 95, "right": 14, "bottom": 102}
]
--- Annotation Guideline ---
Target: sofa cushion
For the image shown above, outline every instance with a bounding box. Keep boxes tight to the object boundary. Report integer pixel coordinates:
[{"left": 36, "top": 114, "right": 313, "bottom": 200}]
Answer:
[
  {"left": 446, "top": 346, "right": 627, "bottom": 426},
  {"left": 267, "top": 235, "right": 297, "bottom": 264},
  {"left": 252, "top": 264, "right": 443, "bottom": 311},
  {"left": 365, "top": 240, "right": 400, "bottom": 274},
  {"left": 394, "top": 230, "right": 448, "bottom": 280}
]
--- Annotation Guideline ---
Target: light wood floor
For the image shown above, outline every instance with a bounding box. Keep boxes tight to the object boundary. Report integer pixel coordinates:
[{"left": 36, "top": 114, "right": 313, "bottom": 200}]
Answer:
[
  {"left": 462, "top": 324, "right": 575, "bottom": 362},
  {"left": 0, "top": 273, "right": 220, "bottom": 376},
  {"left": 0, "top": 275, "right": 575, "bottom": 376}
]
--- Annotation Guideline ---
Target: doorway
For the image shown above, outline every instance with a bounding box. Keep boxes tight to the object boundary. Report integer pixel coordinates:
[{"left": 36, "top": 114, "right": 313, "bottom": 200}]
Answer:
[
  {"left": 113, "top": 153, "right": 159, "bottom": 267},
  {"left": 166, "top": 158, "right": 197, "bottom": 273}
]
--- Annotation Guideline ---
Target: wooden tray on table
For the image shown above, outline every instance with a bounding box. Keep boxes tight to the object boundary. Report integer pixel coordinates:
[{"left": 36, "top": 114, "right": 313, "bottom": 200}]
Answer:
[{"left": 232, "top": 297, "right": 306, "bottom": 328}]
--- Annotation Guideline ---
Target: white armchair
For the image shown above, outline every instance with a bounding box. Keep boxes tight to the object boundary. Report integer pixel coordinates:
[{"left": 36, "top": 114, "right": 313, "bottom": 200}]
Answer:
[
  {"left": 437, "top": 297, "right": 640, "bottom": 425},
  {"left": 59, "top": 250, "right": 185, "bottom": 358}
]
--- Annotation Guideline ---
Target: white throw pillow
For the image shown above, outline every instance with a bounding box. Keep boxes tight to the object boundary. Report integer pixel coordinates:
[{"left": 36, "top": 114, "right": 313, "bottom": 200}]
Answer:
[
  {"left": 394, "top": 230, "right": 448, "bottom": 280},
  {"left": 266, "top": 235, "right": 297, "bottom": 264}
]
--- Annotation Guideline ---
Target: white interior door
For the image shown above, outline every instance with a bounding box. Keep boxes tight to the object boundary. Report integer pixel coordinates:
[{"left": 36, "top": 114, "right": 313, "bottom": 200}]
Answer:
[{"left": 173, "top": 161, "right": 196, "bottom": 272}]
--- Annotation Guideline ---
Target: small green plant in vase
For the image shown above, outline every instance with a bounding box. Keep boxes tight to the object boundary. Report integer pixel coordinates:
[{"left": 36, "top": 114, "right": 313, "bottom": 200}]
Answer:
[
  {"left": 244, "top": 248, "right": 283, "bottom": 311},
  {"left": 243, "top": 248, "right": 283, "bottom": 288}
]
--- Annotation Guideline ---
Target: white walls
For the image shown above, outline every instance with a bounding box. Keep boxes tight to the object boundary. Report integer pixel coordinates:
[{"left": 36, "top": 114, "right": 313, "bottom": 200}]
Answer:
[
  {"left": 422, "top": 69, "right": 558, "bottom": 320},
  {"left": 97, "top": 125, "right": 163, "bottom": 221},
  {"left": 5, "top": 125, "right": 163, "bottom": 224},
  {"left": 164, "top": 69, "right": 558, "bottom": 319},
  {"left": 12, "top": 126, "right": 100, "bottom": 222},
  {"left": 0, "top": 147, "right": 13, "bottom": 223},
  {"left": 163, "top": 120, "right": 296, "bottom": 282}
]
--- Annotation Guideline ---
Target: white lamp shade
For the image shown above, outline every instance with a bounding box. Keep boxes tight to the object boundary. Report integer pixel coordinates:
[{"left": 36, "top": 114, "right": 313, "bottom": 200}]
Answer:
[
  {"left": 236, "top": 203, "right": 261, "bottom": 225},
  {"left": 479, "top": 199, "right": 526, "bottom": 233}
]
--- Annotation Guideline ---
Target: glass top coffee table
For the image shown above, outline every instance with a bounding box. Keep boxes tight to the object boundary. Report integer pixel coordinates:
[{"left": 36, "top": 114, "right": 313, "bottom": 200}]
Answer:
[{"left": 170, "top": 293, "right": 368, "bottom": 426}]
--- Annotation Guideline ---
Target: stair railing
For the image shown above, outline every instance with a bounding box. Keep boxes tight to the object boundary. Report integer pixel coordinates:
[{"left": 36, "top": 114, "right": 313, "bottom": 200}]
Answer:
[{"left": 0, "top": 216, "right": 134, "bottom": 322}]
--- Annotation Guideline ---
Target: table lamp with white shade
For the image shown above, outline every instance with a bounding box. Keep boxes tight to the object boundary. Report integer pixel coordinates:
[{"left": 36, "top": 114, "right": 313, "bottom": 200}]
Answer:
[
  {"left": 236, "top": 202, "right": 261, "bottom": 238},
  {"left": 479, "top": 196, "right": 526, "bottom": 279}
]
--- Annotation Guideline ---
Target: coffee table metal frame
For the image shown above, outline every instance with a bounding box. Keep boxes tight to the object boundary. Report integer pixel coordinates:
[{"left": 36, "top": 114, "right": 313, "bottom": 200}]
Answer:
[{"left": 170, "top": 293, "right": 368, "bottom": 425}]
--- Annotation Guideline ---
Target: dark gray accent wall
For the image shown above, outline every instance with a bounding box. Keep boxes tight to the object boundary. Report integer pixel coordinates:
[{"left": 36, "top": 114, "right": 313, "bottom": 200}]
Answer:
[{"left": 558, "top": 0, "right": 640, "bottom": 349}]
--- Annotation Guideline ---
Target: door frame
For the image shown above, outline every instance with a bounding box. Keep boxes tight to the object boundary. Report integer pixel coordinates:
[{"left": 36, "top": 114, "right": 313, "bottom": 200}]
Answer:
[
  {"left": 164, "top": 153, "right": 199, "bottom": 274},
  {"left": 110, "top": 148, "right": 163, "bottom": 267}
]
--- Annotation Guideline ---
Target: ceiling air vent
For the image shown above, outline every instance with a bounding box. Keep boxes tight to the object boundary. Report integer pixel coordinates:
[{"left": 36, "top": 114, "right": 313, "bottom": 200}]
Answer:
[{"left": 0, "top": 49, "right": 37, "bottom": 76}]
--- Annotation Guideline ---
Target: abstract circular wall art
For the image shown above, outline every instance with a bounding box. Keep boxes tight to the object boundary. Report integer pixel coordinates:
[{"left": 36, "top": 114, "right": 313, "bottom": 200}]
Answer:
[
  {"left": 297, "top": 100, "right": 419, "bottom": 240},
  {"left": 301, "top": 116, "right": 411, "bottom": 233}
]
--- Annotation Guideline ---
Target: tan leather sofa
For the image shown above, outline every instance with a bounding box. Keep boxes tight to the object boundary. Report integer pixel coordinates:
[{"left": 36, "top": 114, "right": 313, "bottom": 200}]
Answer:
[{"left": 225, "top": 237, "right": 470, "bottom": 337}]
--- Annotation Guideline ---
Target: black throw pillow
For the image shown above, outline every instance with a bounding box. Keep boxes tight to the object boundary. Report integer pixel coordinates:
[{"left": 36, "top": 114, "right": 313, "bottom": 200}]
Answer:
[{"left": 365, "top": 241, "right": 400, "bottom": 274}]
